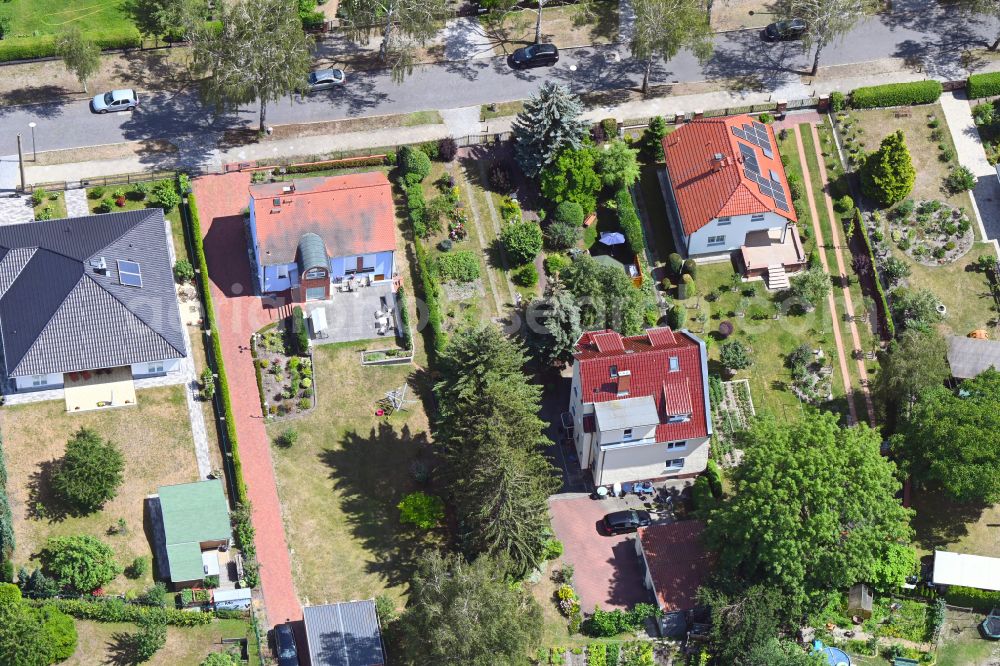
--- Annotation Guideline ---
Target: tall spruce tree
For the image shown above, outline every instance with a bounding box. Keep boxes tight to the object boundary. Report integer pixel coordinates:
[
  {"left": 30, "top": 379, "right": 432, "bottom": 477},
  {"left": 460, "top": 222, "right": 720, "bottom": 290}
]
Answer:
[
  {"left": 861, "top": 130, "right": 916, "bottom": 206},
  {"left": 528, "top": 281, "right": 582, "bottom": 367},
  {"left": 462, "top": 444, "right": 559, "bottom": 577},
  {"left": 189, "top": 0, "right": 313, "bottom": 132},
  {"left": 398, "top": 551, "right": 543, "bottom": 665},
  {"left": 512, "top": 82, "right": 588, "bottom": 178}
]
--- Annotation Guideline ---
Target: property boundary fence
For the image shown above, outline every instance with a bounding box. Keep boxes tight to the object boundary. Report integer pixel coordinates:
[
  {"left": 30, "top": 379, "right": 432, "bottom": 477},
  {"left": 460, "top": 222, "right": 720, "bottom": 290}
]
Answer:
[{"left": 26, "top": 170, "right": 180, "bottom": 194}]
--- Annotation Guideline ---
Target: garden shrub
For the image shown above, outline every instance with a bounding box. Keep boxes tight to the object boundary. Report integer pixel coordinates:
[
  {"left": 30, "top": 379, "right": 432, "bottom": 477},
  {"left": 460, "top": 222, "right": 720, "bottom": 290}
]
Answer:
[
  {"left": 488, "top": 161, "right": 514, "bottom": 193},
  {"left": 692, "top": 476, "right": 716, "bottom": 512},
  {"left": 850, "top": 80, "right": 942, "bottom": 109},
  {"left": 153, "top": 181, "right": 180, "bottom": 213},
  {"left": 53, "top": 428, "right": 124, "bottom": 515},
  {"left": 396, "top": 286, "right": 413, "bottom": 351},
  {"left": 968, "top": 71, "right": 1000, "bottom": 99},
  {"left": 600, "top": 117, "right": 618, "bottom": 141},
  {"left": 641, "top": 116, "right": 668, "bottom": 161},
  {"left": 39, "top": 597, "right": 212, "bottom": 626},
  {"left": 553, "top": 201, "right": 584, "bottom": 227},
  {"left": 544, "top": 254, "right": 571, "bottom": 276},
  {"left": 512, "top": 263, "right": 539, "bottom": 287},
  {"left": 668, "top": 253, "right": 684, "bottom": 276},
  {"left": 757, "top": 112, "right": 775, "bottom": 124},
  {"left": 437, "top": 250, "right": 481, "bottom": 282},
  {"left": 417, "top": 140, "right": 440, "bottom": 160},
  {"left": 583, "top": 603, "right": 661, "bottom": 637},
  {"left": 0, "top": 581, "right": 21, "bottom": 604},
  {"left": 275, "top": 429, "right": 299, "bottom": 449},
  {"left": 37, "top": 603, "right": 78, "bottom": 661},
  {"left": 499, "top": 196, "right": 522, "bottom": 224},
  {"left": 830, "top": 91, "right": 847, "bottom": 112},
  {"left": 614, "top": 186, "right": 645, "bottom": 256},
  {"left": 834, "top": 194, "right": 854, "bottom": 214},
  {"left": 501, "top": 221, "right": 543, "bottom": 265},
  {"left": 667, "top": 305, "right": 686, "bottom": 330},
  {"left": 944, "top": 585, "right": 1000, "bottom": 612},
  {"left": 125, "top": 556, "right": 148, "bottom": 580},
  {"left": 678, "top": 274, "right": 694, "bottom": 299},
  {"left": 291, "top": 306, "right": 309, "bottom": 354},
  {"left": 397, "top": 492, "right": 445, "bottom": 529},
  {"left": 438, "top": 137, "right": 458, "bottom": 162},
  {"left": 973, "top": 101, "right": 996, "bottom": 127},
  {"left": 545, "top": 221, "right": 580, "bottom": 251},
  {"left": 398, "top": 146, "right": 431, "bottom": 183},
  {"left": 414, "top": 239, "right": 445, "bottom": 358},
  {"left": 173, "top": 259, "right": 195, "bottom": 283},
  {"left": 720, "top": 340, "right": 752, "bottom": 372},
  {"left": 704, "top": 459, "right": 723, "bottom": 498},
  {"left": 40, "top": 535, "right": 122, "bottom": 594},
  {"left": 945, "top": 165, "right": 976, "bottom": 193},
  {"left": 31, "top": 188, "right": 46, "bottom": 207},
  {"left": 542, "top": 539, "right": 564, "bottom": 560},
  {"left": 682, "top": 258, "right": 697, "bottom": 278}
]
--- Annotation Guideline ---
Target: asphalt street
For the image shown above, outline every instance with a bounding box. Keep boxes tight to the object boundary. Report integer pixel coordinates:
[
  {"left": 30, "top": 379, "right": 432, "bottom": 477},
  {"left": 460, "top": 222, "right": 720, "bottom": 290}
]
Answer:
[{"left": 0, "top": 1, "right": 995, "bottom": 158}]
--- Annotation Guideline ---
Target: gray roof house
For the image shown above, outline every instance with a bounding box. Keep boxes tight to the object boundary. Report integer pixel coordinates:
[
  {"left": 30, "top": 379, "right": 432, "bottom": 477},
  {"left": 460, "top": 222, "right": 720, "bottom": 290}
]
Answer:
[
  {"left": 946, "top": 336, "right": 1000, "bottom": 380},
  {"left": 0, "top": 209, "right": 186, "bottom": 394},
  {"left": 303, "top": 600, "right": 386, "bottom": 666}
]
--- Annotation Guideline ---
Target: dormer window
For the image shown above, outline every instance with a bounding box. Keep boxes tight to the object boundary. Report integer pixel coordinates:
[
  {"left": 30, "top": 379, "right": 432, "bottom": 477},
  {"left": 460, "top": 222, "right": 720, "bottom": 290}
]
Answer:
[
  {"left": 304, "top": 267, "right": 327, "bottom": 279},
  {"left": 667, "top": 413, "right": 692, "bottom": 423}
]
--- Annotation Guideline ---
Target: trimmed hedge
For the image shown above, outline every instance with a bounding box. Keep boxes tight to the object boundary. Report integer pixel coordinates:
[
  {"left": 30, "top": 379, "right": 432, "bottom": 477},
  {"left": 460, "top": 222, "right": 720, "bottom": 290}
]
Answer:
[
  {"left": 944, "top": 585, "right": 1000, "bottom": 612},
  {"left": 396, "top": 287, "right": 413, "bottom": 351},
  {"left": 183, "top": 190, "right": 249, "bottom": 505},
  {"left": 413, "top": 239, "right": 445, "bottom": 359},
  {"left": 279, "top": 155, "right": 386, "bottom": 174},
  {"left": 968, "top": 72, "right": 1000, "bottom": 100},
  {"left": 852, "top": 208, "right": 895, "bottom": 339},
  {"left": 34, "top": 598, "right": 212, "bottom": 626},
  {"left": 850, "top": 80, "right": 942, "bottom": 109},
  {"left": 613, "top": 186, "right": 645, "bottom": 257},
  {"left": 0, "top": 30, "right": 141, "bottom": 63}
]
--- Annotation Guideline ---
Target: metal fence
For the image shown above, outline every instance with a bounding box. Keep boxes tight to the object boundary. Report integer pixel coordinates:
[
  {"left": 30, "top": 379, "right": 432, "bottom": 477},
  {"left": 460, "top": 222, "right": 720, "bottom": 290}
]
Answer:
[
  {"left": 27, "top": 170, "right": 180, "bottom": 194},
  {"left": 621, "top": 96, "right": 819, "bottom": 130}
]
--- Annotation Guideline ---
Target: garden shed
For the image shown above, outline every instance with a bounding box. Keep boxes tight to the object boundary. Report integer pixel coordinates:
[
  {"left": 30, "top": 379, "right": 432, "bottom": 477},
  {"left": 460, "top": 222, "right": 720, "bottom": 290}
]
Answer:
[
  {"left": 149, "top": 479, "right": 232, "bottom": 589},
  {"left": 303, "top": 600, "right": 386, "bottom": 666},
  {"left": 848, "top": 583, "right": 873, "bottom": 619}
]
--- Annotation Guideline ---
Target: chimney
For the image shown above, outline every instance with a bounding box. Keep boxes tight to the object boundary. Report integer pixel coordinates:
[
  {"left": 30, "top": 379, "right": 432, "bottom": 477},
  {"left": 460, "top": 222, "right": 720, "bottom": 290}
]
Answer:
[
  {"left": 616, "top": 369, "right": 631, "bottom": 396},
  {"left": 711, "top": 153, "right": 725, "bottom": 172}
]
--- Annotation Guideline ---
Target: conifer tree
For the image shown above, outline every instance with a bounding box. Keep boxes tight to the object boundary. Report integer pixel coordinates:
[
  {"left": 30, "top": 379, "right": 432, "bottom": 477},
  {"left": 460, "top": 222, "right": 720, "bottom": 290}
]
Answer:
[
  {"left": 861, "top": 130, "right": 916, "bottom": 206},
  {"left": 528, "top": 282, "right": 582, "bottom": 367},
  {"left": 512, "top": 82, "right": 588, "bottom": 178}
]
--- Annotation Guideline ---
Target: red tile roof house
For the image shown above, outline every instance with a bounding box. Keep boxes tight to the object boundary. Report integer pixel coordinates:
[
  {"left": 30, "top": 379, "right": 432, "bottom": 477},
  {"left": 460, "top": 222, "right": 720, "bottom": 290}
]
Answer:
[
  {"left": 247, "top": 173, "right": 396, "bottom": 303},
  {"left": 568, "top": 327, "right": 712, "bottom": 487},
  {"left": 634, "top": 520, "right": 712, "bottom": 637},
  {"left": 658, "top": 115, "right": 805, "bottom": 290}
]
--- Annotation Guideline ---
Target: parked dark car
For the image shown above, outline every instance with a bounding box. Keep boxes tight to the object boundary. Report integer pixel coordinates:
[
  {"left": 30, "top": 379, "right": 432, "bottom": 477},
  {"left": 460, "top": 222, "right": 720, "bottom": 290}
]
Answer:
[
  {"left": 763, "top": 18, "right": 808, "bottom": 41},
  {"left": 275, "top": 624, "right": 299, "bottom": 666},
  {"left": 509, "top": 43, "right": 560, "bottom": 69},
  {"left": 603, "top": 509, "right": 652, "bottom": 535}
]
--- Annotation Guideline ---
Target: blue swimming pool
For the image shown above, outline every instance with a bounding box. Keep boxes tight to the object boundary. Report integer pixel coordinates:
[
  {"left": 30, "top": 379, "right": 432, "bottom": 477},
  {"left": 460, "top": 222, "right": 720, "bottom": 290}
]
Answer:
[{"left": 822, "top": 646, "right": 851, "bottom": 666}]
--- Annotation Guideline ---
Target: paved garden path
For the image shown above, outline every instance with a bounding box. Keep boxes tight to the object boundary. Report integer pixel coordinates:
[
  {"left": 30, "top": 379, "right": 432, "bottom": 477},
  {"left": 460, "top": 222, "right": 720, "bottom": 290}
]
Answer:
[
  {"left": 457, "top": 164, "right": 506, "bottom": 317},
  {"left": 192, "top": 171, "right": 301, "bottom": 627},
  {"left": 808, "top": 124, "right": 876, "bottom": 427},
  {"left": 63, "top": 188, "right": 89, "bottom": 217},
  {"left": 793, "top": 124, "right": 859, "bottom": 426}
]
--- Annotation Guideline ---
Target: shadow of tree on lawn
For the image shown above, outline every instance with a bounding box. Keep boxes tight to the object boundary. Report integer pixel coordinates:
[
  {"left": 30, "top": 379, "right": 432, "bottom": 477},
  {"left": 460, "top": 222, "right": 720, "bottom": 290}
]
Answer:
[{"left": 321, "top": 421, "right": 438, "bottom": 592}]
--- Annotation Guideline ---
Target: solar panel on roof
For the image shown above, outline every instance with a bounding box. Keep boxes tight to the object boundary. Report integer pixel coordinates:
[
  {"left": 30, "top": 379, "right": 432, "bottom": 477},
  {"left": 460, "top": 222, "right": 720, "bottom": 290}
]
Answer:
[
  {"left": 117, "top": 259, "right": 142, "bottom": 288},
  {"left": 776, "top": 201, "right": 790, "bottom": 212},
  {"left": 752, "top": 121, "right": 767, "bottom": 133}
]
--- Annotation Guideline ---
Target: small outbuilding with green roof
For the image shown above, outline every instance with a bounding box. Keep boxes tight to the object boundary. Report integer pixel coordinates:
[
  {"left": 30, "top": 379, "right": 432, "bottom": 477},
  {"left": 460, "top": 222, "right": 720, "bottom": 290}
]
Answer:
[{"left": 148, "top": 479, "right": 231, "bottom": 589}]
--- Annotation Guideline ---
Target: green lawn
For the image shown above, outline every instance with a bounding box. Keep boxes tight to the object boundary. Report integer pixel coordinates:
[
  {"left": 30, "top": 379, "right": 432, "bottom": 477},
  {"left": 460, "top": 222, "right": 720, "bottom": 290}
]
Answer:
[
  {"left": 65, "top": 618, "right": 260, "bottom": 665},
  {"left": 268, "top": 341, "right": 434, "bottom": 609},
  {"left": 1, "top": 0, "right": 139, "bottom": 52},
  {"left": 31, "top": 190, "right": 66, "bottom": 221}
]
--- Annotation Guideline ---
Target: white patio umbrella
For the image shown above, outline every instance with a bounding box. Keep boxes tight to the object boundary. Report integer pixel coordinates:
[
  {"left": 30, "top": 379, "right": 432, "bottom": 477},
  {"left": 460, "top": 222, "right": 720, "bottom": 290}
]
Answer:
[{"left": 599, "top": 232, "right": 626, "bottom": 246}]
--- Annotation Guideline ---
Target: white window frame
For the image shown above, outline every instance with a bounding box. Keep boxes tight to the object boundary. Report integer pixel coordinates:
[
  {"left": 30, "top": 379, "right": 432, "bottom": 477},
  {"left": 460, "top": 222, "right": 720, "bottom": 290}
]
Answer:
[
  {"left": 304, "top": 267, "right": 327, "bottom": 280},
  {"left": 666, "top": 441, "right": 686, "bottom": 450},
  {"left": 667, "top": 458, "right": 684, "bottom": 470},
  {"left": 668, "top": 356, "right": 679, "bottom": 372},
  {"left": 623, "top": 428, "right": 633, "bottom": 441},
  {"left": 707, "top": 235, "right": 726, "bottom": 246},
  {"left": 147, "top": 361, "right": 164, "bottom": 374},
  {"left": 751, "top": 213, "right": 765, "bottom": 222},
  {"left": 32, "top": 375, "right": 48, "bottom": 387},
  {"left": 717, "top": 216, "right": 731, "bottom": 226}
]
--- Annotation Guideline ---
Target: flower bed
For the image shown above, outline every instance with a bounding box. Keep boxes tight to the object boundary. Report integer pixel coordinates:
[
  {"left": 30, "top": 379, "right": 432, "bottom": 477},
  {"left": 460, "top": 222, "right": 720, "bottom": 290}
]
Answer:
[
  {"left": 886, "top": 199, "right": 973, "bottom": 265},
  {"left": 361, "top": 348, "right": 414, "bottom": 365},
  {"left": 253, "top": 326, "right": 315, "bottom": 419}
]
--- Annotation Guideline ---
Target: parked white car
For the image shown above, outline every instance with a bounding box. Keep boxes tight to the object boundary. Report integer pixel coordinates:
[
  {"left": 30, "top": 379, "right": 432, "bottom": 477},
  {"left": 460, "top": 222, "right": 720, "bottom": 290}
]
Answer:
[{"left": 91, "top": 89, "right": 139, "bottom": 113}]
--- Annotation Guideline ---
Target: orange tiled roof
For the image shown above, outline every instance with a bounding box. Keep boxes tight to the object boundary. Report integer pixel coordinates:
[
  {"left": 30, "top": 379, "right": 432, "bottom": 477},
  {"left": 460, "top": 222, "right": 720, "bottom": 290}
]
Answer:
[
  {"left": 250, "top": 172, "right": 396, "bottom": 265},
  {"left": 662, "top": 115, "right": 797, "bottom": 236}
]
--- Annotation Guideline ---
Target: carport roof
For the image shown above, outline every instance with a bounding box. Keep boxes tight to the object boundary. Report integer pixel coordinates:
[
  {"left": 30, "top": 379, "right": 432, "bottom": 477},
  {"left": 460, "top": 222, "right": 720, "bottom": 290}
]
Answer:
[{"left": 638, "top": 520, "right": 711, "bottom": 612}]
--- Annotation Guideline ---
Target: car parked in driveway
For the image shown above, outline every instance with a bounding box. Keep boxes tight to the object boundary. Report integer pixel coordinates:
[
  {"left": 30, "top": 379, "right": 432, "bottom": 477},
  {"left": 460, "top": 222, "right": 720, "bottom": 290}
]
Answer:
[
  {"left": 509, "top": 43, "right": 559, "bottom": 69},
  {"left": 91, "top": 89, "right": 139, "bottom": 113},
  {"left": 307, "top": 68, "right": 346, "bottom": 92},
  {"left": 275, "top": 624, "right": 299, "bottom": 666},
  {"left": 763, "top": 18, "right": 807, "bottom": 41},
  {"left": 603, "top": 509, "right": 652, "bottom": 535}
]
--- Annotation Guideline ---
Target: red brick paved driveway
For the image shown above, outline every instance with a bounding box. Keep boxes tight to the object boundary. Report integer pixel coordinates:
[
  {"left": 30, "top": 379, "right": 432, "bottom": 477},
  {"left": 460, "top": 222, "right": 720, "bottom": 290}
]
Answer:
[
  {"left": 549, "top": 496, "right": 652, "bottom": 612},
  {"left": 192, "top": 172, "right": 302, "bottom": 625}
]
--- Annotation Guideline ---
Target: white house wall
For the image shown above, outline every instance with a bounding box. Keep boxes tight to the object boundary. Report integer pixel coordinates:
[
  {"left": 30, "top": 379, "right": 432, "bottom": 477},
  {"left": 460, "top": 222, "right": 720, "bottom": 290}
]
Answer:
[
  {"left": 684, "top": 211, "right": 787, "bottom": 256},
  {"left": 131, "top": 358, "right": 182, "bottom": 377},
  {"left": 595, "top": 436, "right": 710, "bottom": 486},
  {"left": 14, "top": 372, "right": 64, "bottom": 390}
]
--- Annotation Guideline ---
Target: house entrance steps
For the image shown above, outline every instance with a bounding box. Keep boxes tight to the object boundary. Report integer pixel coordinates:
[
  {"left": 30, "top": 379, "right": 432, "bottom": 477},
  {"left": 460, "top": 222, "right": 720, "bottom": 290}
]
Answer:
[{"left": 766, "top": 264, "right": 789, "bottom": 290}]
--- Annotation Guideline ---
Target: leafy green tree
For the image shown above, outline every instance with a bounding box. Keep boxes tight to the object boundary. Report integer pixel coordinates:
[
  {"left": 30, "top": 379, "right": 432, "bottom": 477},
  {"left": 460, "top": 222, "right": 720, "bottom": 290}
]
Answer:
[
  {"left": 40, "top": 535, "right": 123, "bottom": 594},
  {"left": 527, "top": 282, "right": 583, "bottom": 366},
  {"left": 540, "top": 146, "right": 602, "bottom": 214},
  {"left": 55, "top": 27, "right": 101, "bottom": 94},
  {"left": 123, "top": 0, "right": 206, "bottom": 40},
  {"left": 861, "top": 130, "right": 916, "bottom": 206},
  {"left": 552, "top": 201, "right": 584, "bottom": 227},
  {"left": 398, "top": 551, "right": 543, "bottom": 665},
  {"left": 500, "top": 221, "right": 543, "bottom": 266},
  {"left": 778, "top": 0, "right": 879, "bottom": 75},
  {"left": 513, "top": 82, "right": 588, "bottom": 178},
  {"left": 596, "top": 140, "right": 641, "bottom": 189},
  {"left": 889, "top": 287, "right": 942, "bottom": 332},
  {"left": 339, "top": 0, "right": 445, "bottom": 82},
  {"left": 463, "top": 444, "right": 558, "bottom": 578},
  {"left": 562, "top": 254, "right": 649, "bottom": 335},
  {"left": 201, "top": 652, "right": 241, "bottom": 666},
  {"left": 129, "top": 609, "right": 167, "bottom": 662},
  {"left": 705, "top": 413, "right": 915, "bottom": 610},
  {"left": 873, "top": 329, "right": 949, "bottom": 421},
  {"left": 898, "top": 369, "right": 1000, "bottom": 503},
  {"left": 963, "top": 0, "right": 1000, "bottom": 50},
  {"left": 52, "top": 428, "right": 124, "bottom": 514},
  {"left": 630, "top": 0, "right": 713, "bottom": 93},
  {"left": 882, "top": 255, "right": 910, "bottom": 286},
  {"left": 397, "top": 492, "right": 445, "bottom": 529},
  {"left": 190, "top": 0, "right": 313, "bottom": 131},
  {"left": 398, "top": 145, "right": 432, "bottom": 183},
  {"left": 720, "top": 340, "right": 752, "bottom": 373},
  {"left": 0, "top": 598, "right": 53, "bottom": 666},
  {"left": 789, "top": 266, "right": 831, "bottom": 311},
  {"left": 697, "top": 585, "right": 805, "bottom": 666}
]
